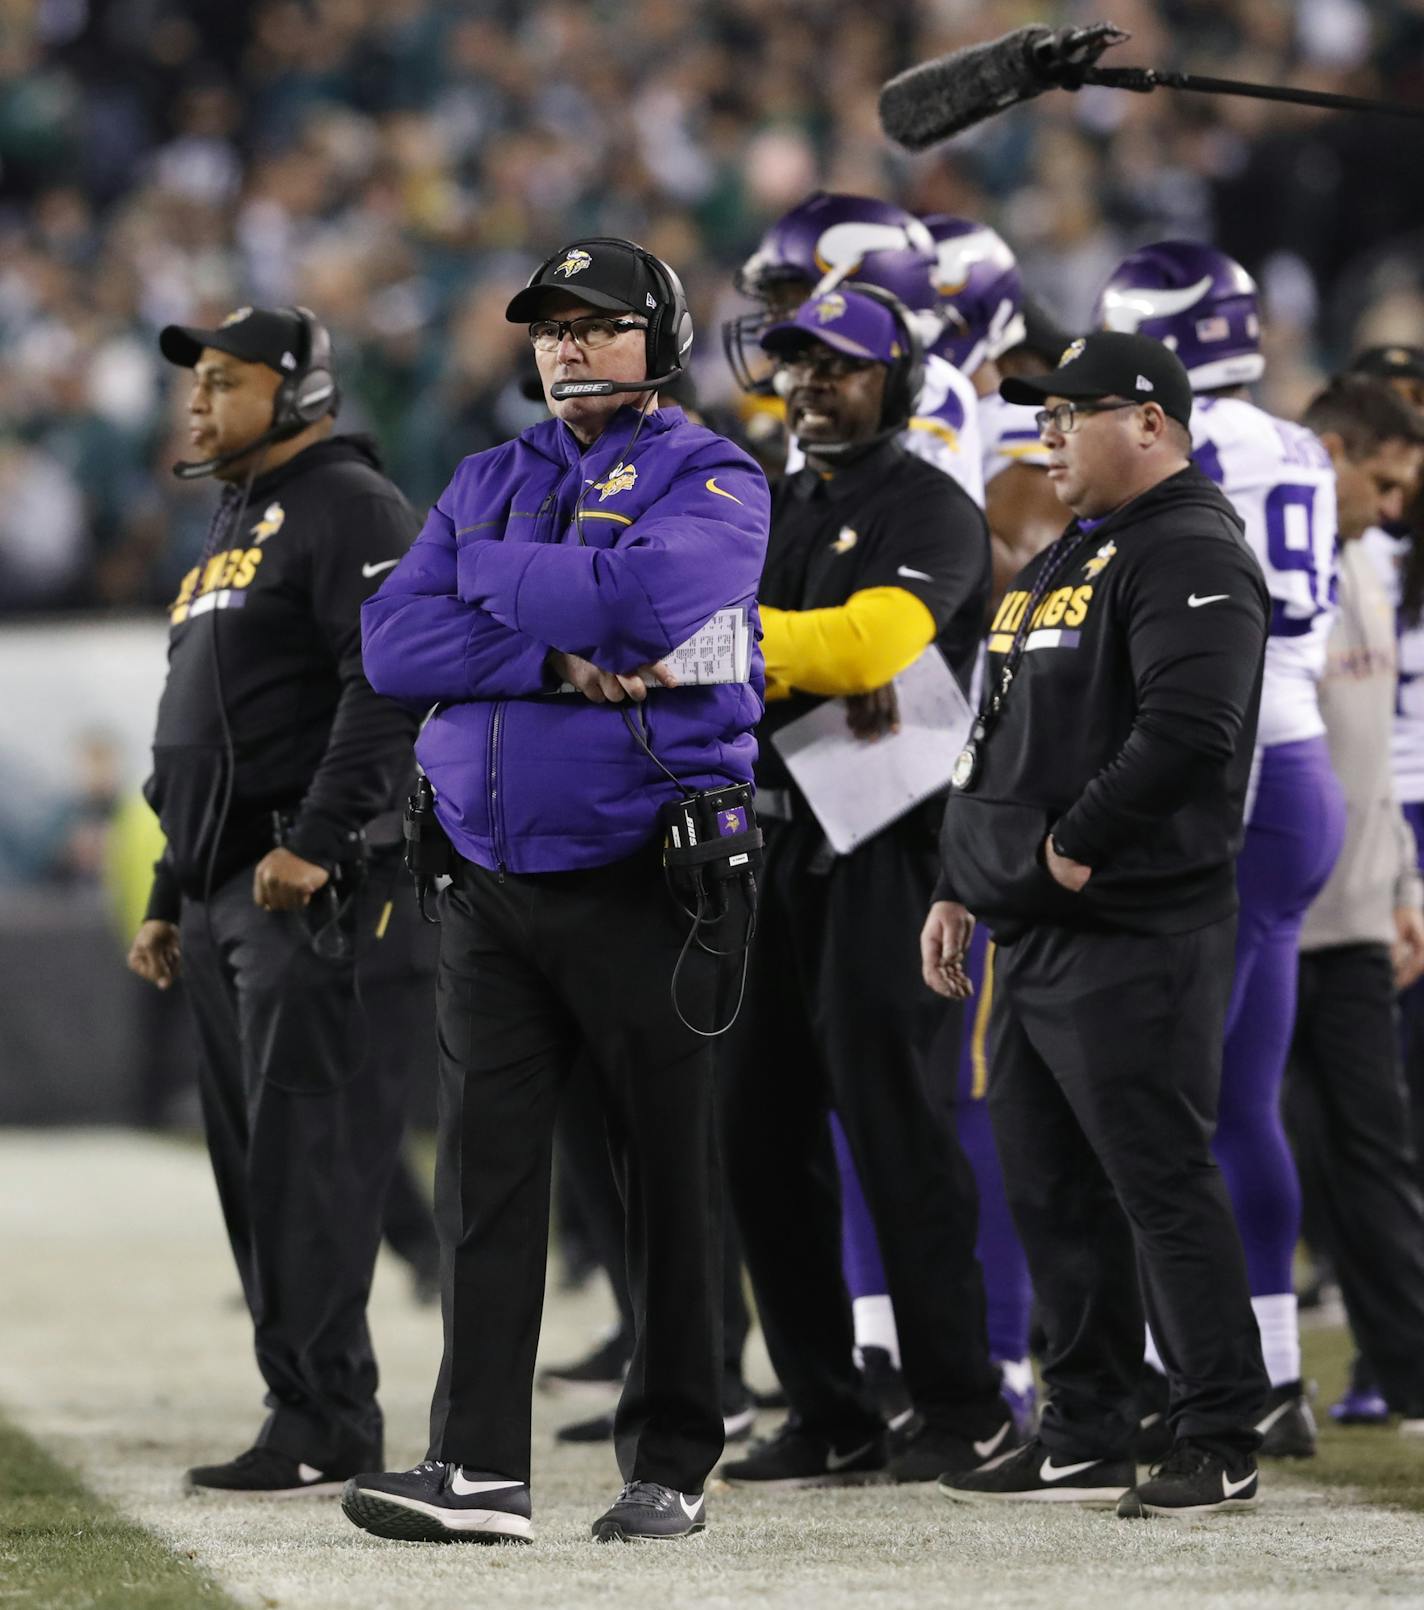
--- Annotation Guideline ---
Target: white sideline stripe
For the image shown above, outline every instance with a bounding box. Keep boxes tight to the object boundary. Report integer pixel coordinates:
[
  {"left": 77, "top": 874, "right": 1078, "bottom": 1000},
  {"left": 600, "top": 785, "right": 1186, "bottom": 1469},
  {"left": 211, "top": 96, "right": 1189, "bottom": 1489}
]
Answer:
[{"left": 359, "top": 1488, "right": 532, "bottom": 1537}]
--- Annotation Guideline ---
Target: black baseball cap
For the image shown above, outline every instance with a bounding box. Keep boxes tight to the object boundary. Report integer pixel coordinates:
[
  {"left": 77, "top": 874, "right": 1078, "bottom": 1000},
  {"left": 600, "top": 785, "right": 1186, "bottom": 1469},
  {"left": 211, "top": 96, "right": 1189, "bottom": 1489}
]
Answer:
[
  {"left": 1000, "top": 330, "right": 1194, "bottom": 427},
  {"left": 159, "top": 305, "right": 310, "bottom": 373},
  {"left": 1350, "top": 345, "right": 1424, "bottom": 385},
  {"left": 505, "top": 239, "right": 663, "bottom": 323}
]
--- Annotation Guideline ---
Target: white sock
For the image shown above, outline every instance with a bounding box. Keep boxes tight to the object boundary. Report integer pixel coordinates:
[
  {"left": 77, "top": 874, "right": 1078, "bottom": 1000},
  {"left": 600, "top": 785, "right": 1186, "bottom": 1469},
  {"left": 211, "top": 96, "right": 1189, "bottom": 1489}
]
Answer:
[
  {"left": 1143, "top": 1324, "right": 1166, "bottom": 1376},
  {"left": 1251, "top": 1293, "right": 1300, "bottom": 1387},
  {"left": 851, "top": 1295, "right": 900, "bottom": 1369}
]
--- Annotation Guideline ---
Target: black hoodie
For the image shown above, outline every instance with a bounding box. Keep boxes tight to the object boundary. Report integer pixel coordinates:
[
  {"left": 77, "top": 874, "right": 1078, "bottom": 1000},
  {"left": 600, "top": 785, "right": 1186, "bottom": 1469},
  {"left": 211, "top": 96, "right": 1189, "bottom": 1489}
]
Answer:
[
  {"left": 143, "top": 434, "right": 418, "bottom": 917},
  {"left": 937, "top": 464, "right": 1269, "bottom": 940}
]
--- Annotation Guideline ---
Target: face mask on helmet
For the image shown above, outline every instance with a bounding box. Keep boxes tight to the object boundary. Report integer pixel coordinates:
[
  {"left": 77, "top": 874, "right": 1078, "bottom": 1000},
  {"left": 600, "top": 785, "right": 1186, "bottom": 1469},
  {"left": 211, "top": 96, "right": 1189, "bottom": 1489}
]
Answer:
[
  {"left": 1095, "top": 241, "right": 1264, "bottom": 394},
  {"left": 723, "top": 191, "right": 941, "bottom": 395},
  {"left": 922, "top": 215, "right": 1026, "bottom": 376}
]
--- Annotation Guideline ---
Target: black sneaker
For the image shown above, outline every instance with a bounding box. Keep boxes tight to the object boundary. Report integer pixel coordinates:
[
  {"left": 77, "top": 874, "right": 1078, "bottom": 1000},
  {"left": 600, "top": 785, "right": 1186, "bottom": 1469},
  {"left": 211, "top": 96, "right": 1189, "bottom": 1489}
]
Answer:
[
  {"left": 1256, "top": 1381, "right": 1317, "bottom": 1458},
  {"left": 939, "top": 1437, "right": 1134, "bottom": 1508},
  {"left": 1135, "top": 1367, "right": 1173, "bottom": 1463},
  {"left": 721, "top": 1421, "right": 887, "bottom": 1488},
  {"left": 537, "top": 1328, "right": 631, "bottom": 1398},
  {"left": 859, "top": 1346, "right": 916, "bottom": 1432},
  {"left": 1118, "top": 1441, "right": 1258, "bottom": 1518},
  {"left": 887, "top": 1416, "right": 1019, "bottom": 1484},
  {"left": 184, "top": 1446, "right": 353, "bottom": 1498},
  {"left": 555, "top": 1410, "right": 615, "bottom": 1444},
  {"left": 591, "top": 1481, "right": 706, "bottom": 1542},
  {"left": 341, "top": 1461, "right": 532, "bottom": 1543}
]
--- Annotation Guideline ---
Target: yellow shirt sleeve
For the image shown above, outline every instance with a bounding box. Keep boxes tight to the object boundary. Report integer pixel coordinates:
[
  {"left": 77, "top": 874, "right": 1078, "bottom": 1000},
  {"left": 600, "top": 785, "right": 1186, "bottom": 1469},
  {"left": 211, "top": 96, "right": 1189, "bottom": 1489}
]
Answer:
[{"left": 760, "top": 586, "right": 938, "bottom": 698}]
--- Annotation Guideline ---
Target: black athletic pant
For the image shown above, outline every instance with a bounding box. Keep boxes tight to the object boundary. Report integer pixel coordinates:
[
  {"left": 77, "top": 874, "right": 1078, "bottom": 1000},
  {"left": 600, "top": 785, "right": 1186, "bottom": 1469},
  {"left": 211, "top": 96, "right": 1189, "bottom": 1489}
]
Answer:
[
  {"left": 989, "top": 916, "right": 1266, "bottom": 1460},
  {"left": 555, "top": 1057, "right": 751, "bottom": 1381},
  {"left": 721, "top": 815, "right": 1002, "bottom": 1442},
  {"left": 179, "top": 862, "right": 410, "bottom": 1470},
  {"left": 1286, "top": 944, "right": 1424, "bottom": 1416},
  {"left": 428, "top": 847, "right": 726, "bottom": 1492}
]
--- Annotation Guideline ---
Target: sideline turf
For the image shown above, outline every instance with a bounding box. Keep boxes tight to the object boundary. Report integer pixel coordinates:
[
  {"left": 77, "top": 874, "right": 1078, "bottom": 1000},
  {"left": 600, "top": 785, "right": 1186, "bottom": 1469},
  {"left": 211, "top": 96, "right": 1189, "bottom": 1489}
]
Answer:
[
  {"left": 1300, "top": 1323, "right": 1424, "bottom": 1514},
  {"left": 0, "top": 1411, "right": 240, "bottom": 1610}
]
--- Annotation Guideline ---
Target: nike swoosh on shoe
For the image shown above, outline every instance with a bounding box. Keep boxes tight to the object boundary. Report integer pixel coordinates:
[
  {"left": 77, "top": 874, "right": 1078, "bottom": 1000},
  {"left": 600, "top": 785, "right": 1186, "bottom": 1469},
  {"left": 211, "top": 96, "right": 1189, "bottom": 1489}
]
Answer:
[{"left": 1039, "top": 1457, "right": 1101, "bottom": 1482}]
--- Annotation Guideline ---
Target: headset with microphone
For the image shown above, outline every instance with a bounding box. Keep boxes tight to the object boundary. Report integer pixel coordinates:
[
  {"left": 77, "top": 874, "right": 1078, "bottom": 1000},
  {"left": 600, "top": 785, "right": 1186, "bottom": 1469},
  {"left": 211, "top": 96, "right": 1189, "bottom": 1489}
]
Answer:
[
  {"left": 173, "top": 306, "right": 340, "bottom": 480},
  {"left": 539, "top": 239, "right": 694, "bottom": 402}
]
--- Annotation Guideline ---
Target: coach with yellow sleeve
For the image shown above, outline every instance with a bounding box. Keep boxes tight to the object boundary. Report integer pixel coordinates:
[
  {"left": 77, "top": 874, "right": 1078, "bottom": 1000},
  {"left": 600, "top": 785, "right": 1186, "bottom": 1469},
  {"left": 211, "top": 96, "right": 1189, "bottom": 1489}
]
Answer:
[
  {"left": 720, "top": 286, "right": 1010, "bottom": 1491},
  {"left": 929, "top": 332, "right": 1271, "bottom": 1519}
]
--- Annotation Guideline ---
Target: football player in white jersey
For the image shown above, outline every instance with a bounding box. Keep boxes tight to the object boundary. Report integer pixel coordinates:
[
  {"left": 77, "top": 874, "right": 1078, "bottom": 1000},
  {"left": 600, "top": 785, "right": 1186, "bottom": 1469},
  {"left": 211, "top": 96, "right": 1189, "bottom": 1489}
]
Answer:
[
  {"left": 922, "top": 217, "right": 1066, "bottom": 613},
  {"left": 722, "top": 191, "right": 984, "bottom": 506},
  {"left": 1097, "top": 242, "right": 1346, "bottom": 1458}
]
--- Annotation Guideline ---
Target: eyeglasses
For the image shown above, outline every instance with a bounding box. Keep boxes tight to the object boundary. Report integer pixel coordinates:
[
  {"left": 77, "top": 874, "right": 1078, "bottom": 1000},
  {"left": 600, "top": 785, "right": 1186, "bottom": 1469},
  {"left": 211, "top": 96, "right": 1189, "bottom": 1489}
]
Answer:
[
  {"left": 529, "top": 316, "right": 646, "bottom": 352},
  {"left": 1034, "top": 400, "right": 1140, "bottom": 435},
  {"left": 777, "top": 349, "right": 877, "bottom": 381}
]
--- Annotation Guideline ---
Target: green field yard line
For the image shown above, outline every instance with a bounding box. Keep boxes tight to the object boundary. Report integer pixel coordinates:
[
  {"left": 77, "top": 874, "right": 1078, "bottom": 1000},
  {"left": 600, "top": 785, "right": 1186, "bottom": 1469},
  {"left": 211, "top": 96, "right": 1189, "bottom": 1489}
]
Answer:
[{"left": 0, "top": 1411, "right": 241, "bottom": 1610}]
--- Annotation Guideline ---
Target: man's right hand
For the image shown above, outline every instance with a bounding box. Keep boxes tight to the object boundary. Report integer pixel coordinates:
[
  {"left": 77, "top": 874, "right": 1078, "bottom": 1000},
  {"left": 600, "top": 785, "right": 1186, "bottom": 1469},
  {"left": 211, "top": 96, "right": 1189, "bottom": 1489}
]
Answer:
[
  {"left": 920, "top": 900, "right": 975, "bottom": 999},
  {"left": 548, "top": 650, "right": 677, "bottom": 704},
  {"left": 128, "top": 919, "right": 181, "bottom": 990}
]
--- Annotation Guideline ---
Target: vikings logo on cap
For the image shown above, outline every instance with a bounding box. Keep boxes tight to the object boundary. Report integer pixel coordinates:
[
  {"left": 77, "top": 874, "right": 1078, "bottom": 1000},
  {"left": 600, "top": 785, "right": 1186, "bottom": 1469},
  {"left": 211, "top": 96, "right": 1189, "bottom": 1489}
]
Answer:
[
  {"left": 555, "top": 248, "right": 592, "bottom": 279},
  {"left": 1059, "top": 338, "right": 1087, "bottom": 367},
  {"left": 811, "top": 292, "right": 848, "bottom": 325},
  {"left": 595, "top": 461, "right": 637, "bottom": 501},
  {"left": 220, "top": 307, "right": 253, "bottom": 327}
]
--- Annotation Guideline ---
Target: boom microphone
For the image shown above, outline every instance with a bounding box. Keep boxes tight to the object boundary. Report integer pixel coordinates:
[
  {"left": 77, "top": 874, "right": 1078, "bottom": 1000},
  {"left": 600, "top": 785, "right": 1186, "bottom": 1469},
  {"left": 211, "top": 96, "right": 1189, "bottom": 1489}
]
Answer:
[
  {"left": 880, "top": 19, "right": 1424, "bottom": 153},
  {"left": 550, "top": 367, "right": 683, "bottom": 401},
  {"left": 878, "top": 22, "right": 1128, "bottom": 150},
  {"left": 172, "top": 422, "right": 289, "bottom": 480}
]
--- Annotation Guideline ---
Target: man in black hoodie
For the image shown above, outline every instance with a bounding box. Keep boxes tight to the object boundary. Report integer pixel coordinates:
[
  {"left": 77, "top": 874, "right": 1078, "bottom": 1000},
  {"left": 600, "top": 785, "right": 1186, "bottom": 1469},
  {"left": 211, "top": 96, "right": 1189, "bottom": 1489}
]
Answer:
[
  {"left": 127, "top": 306, "right": 418, "bottom": 1495},
  {"left": 928, "top": 333, "right": 1271, "bottom": 1519}
]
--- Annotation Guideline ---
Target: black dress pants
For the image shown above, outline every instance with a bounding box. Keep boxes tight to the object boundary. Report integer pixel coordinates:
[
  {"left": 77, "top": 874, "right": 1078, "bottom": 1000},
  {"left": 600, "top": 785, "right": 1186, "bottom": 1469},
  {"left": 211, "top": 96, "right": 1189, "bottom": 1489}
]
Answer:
[
  {"left": 1286, "top": 943, "right": 1424, "bottom": 1416},
  {"left": 989, "top": 916, "right": 1266, "bottom": 1460},
  {"left": 721, "top": 815, "right": 1002, "bottom": 1442},
  {"left": 555, "top": 1056, "right": 751, "bottom": 1380},
  {"left": 180, "top": 863, "right": 410, "bottom": 1470},
  {"left": 428, "top": 848, "right": 726, "bottom": 1492}
]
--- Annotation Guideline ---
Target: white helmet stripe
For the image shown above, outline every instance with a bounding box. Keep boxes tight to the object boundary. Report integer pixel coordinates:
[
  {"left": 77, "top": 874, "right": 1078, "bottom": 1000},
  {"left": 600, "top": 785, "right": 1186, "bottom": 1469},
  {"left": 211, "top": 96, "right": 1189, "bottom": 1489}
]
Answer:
[{"left": 1098, "top": 274, "right": 1216, "bottom": 331}]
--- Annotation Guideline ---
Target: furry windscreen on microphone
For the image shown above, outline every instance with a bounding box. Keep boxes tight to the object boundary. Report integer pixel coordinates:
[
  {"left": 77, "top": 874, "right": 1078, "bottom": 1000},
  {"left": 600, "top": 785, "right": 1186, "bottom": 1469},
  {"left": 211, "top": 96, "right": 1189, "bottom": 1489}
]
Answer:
[{"left": 878, "top": 23, "right": 1130, "bottom": 151}]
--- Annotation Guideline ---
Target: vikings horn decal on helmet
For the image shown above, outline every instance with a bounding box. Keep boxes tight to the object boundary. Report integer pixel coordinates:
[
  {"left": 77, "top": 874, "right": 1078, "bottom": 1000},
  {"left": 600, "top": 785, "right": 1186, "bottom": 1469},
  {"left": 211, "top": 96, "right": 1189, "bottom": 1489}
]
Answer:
[
  {"left": 723, "top": 192, "right": 940, "bottom": 394},
  {"left": 1095, "top": 241, "right": 1264, "bottom": 393},
  {"left": 921, "top": 215, "right": 1026, "bottom": 376}
]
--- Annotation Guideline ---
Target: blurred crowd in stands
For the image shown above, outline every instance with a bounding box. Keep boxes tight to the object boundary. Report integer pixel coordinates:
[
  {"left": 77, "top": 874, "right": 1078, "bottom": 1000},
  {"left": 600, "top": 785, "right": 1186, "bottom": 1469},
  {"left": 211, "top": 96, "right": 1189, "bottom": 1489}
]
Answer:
[{"left": 1, "top": 0, "right": 1422, "bottom": 614}]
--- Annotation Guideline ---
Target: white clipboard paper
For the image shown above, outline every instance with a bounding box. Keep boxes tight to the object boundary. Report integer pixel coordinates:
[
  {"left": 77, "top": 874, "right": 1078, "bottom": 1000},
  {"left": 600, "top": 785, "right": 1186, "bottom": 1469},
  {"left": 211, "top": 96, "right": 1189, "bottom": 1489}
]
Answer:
[{"left": 770, "top": 649, "right": 974, "bottom": 854}]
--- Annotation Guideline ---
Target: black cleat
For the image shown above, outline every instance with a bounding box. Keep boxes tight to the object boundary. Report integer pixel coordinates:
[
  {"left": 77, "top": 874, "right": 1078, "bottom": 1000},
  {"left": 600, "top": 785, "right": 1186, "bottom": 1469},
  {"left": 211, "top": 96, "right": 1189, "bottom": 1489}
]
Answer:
[
  {"left": 887, "top": 1417, "right": 1019, "bottom": 1484},
  {"left": 720, "top": 1420, "right": 887, "bottom": 1488},
  {"left": 1118, "top": 1441, "right": 1258, "bottom": 1518},
  {"left": 537, "top": 1328, "right": 631, "bottom": 1398},
  {"left": 1255, "top": 1381, "right": 1317, "bottom": 1458},
  {"left": 939, "top": 1437, "right": 1134, "bottom": 1508},
  {"left": 341, "top": 1461, "right": 532, "bottom": 1543},
  {"left": 184, "top": 1446, "right": 355, "bottom": 1498},
  {"left": 591, "top": 1481, "right": 706, "bottom": 1542}
]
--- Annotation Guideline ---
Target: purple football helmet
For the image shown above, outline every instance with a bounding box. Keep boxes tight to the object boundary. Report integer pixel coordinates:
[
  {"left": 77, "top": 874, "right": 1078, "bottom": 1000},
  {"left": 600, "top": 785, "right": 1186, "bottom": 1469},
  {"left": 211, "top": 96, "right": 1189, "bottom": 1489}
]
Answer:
[
  {"left": 921, "top": 215, "right": 1026, "bottom": 376},
  {"left": 1095, "top": 241, "right": 1264, "bottom": 392},
  {"left": 724, "top": 192, "right": 939, "bottom": 393}
]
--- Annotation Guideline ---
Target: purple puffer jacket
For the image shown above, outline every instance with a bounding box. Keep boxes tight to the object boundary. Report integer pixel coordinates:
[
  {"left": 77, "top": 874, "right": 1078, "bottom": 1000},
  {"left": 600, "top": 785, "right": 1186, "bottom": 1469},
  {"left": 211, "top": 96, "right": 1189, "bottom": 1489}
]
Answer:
[{"left": 362, "top": 405, "right": 769, "bottom": 873}]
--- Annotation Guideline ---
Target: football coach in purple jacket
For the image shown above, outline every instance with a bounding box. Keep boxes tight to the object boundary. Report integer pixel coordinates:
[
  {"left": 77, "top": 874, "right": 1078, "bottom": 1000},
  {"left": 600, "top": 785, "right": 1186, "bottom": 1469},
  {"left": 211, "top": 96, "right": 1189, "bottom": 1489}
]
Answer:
[{"left": 343, "top": 239, "right": 769, "bottom": 1546}]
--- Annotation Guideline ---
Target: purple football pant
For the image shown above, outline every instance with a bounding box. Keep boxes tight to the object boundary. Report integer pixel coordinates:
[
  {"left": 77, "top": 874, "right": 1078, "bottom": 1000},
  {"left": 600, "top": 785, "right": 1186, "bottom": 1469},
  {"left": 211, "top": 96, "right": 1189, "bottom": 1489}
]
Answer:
[
  {"left": 833, "top": 925, "right": 1033, "bottom": 1364},
  {"left": 1216, "top": 736, "right": 1345, "bottom": 1296}
]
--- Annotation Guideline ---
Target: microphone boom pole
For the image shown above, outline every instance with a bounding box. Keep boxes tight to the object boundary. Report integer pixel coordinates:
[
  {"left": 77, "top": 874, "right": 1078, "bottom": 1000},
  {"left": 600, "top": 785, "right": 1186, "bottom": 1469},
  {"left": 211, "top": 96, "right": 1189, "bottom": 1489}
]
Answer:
[{"left": 1080, "top": 63, "right": 1424, "bottom": 122}]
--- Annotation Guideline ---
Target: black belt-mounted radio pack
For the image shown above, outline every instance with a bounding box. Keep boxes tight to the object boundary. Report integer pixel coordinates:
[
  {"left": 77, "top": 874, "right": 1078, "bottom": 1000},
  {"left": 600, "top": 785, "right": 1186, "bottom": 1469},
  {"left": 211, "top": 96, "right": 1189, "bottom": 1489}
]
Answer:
[
  {"left": 403, "top": 773, "right": 452, "bottom": 923},
  {"left": 659, "top": 781, "right": 762, "bottom": 914}
]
